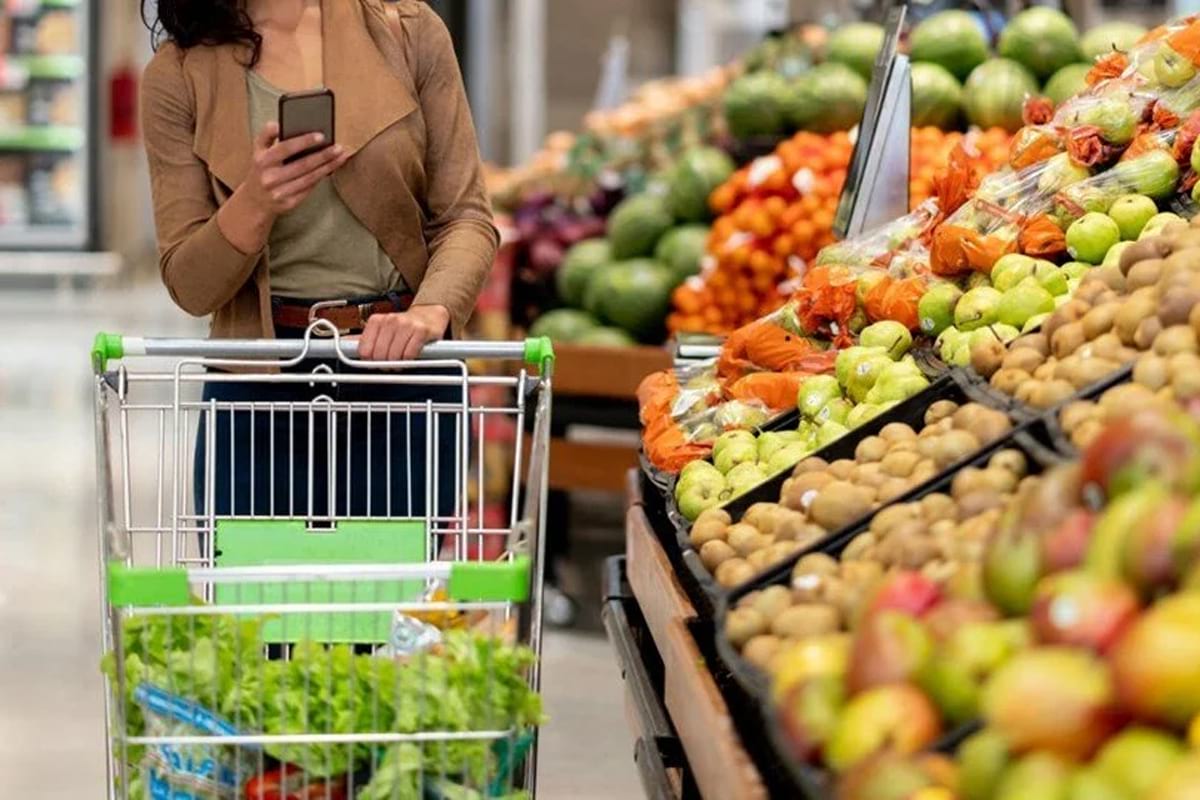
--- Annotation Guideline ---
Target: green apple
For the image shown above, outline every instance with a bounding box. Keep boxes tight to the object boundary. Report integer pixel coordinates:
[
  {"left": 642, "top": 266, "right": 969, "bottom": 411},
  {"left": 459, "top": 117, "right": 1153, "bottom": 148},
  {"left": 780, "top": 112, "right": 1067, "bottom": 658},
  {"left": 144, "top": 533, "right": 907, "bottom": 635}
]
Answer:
[
  {"left": 676, "top": 471, "right": 726, "bottom": 520},
  {"left": 846, "top": 353, "right": 894, "bottom": 403},
  {"left": 1078, "top": 97, "right": 1138, "bottom": 145},
  {"left": 797, "top": 374, "right": 842, "bottom": 419},
  {"left": 994, "top": 752, "right": 1074, "bottom": 800},
  {"left": 712, "top": 429, "right": 755, "bottom": 463},
  {"left": 955, "top": 286, "right": 1003, "bottom": 332},
  {"left": 1117, "top": 150, "right": 1180, "bottom": 199},
  {"left": 846, "top": 403, "right": 883, "bottom": 429},
  {"left": 835, "top": 345, "right": 887, "bottom": 388},
  {"left": 1062, "top": 261, "right": 1091, "bottom": 279},
  {"left": 1066, "top": 212, "right": 1121, "bottom": 264},
  {"left": 814, "top": 397, "right": 852, "bottom": 426},
  {"left": 860, "top": 320, "right": 913, "bottom": 359},
  {"left": 918, "top": 282, "right": 963, "bottom": 337},
  {"left": 725, "top": 461, "right": 768, "bottom": 496},
  {"left": 1108, "top": 194, "right": 1159, "bottom": 240},
  {"left": 1155, "top": 44, "right": 1197, "bottom": 88},
  {"left": 1093, "top": 726, "right": 1186, "bottom": 798},
  {"left": 990, "top": 253, "right": 1037, "bottom": 292},
  {"left": 997, "top": 279, "right": 1056, "bottom": 328},
  {"left": 815, "top": 420, "right": 850, "bottom": 448},
  {"left": 767, "top": 442, "right": 811, "bottom": 475},
  {"left": 959, "top": 729, "right": 1011, "bottom": 800},
  {"left": 1032, "top": 260, "right": 1069, "bottom": 296},
  {"left": 676, "top": 459, "right": 723, "bottom": 497},
  {"left": 714, "top": 439, "right": 758, "bottom": 474},
  {"left": 1101, "top": 241, "right": 1132, "bottom": 272},
  {"left": 1139, "top": 211, "right": 1186, "bottom": 240}
]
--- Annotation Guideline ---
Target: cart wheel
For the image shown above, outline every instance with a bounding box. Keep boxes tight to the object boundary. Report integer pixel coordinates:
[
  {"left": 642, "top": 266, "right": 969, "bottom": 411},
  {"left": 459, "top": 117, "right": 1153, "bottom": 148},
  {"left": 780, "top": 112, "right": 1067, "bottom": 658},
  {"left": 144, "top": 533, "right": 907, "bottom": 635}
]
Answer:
[{"left": 544, "top": 583, "right": 578, "bottom": 628}]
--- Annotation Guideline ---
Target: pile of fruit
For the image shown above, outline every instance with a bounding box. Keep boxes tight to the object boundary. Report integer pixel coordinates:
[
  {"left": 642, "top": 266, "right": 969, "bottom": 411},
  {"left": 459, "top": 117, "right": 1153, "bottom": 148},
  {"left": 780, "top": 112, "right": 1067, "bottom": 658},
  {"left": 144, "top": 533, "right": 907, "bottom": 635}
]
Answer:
[{"left": 671, "top": 127, "right": 1012, "bottom": 336}]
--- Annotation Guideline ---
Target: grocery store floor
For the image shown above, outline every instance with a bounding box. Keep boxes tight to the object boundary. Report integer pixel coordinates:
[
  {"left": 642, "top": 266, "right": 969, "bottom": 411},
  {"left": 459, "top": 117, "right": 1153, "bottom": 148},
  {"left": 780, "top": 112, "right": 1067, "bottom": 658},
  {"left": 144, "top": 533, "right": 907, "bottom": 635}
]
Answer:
[{"left": 0, "top": 280, "right": 640, "bottom": 798}]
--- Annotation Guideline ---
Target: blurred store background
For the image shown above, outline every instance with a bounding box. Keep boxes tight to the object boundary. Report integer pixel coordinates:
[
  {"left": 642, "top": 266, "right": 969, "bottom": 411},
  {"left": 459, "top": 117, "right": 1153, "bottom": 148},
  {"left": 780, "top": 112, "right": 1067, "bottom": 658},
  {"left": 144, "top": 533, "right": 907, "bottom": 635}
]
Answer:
[{"left": 0, "top": 0, "right": 1179, "bottom": 797}]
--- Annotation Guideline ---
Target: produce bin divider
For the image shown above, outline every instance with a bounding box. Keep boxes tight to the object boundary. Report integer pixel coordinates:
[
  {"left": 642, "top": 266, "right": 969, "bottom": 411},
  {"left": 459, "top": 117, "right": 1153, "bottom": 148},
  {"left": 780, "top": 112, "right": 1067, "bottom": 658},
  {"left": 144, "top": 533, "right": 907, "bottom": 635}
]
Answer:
[
  {"left": 661, "top": 369, "right": 1028, "bottom": 619},
  {"left": 624, "top": 473, "right": 768, "bottom": 800},
  {"left": 710, "top": 427, "right": 1065, "bottom": 792}
]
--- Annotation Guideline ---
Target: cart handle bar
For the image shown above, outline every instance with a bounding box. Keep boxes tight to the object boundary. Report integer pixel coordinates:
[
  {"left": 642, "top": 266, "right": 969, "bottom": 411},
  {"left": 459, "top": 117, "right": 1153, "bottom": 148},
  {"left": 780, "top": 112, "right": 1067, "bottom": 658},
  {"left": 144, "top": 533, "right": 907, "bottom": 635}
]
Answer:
[{"left": 92, "top": 332, "right": 554, "bottom": 372}]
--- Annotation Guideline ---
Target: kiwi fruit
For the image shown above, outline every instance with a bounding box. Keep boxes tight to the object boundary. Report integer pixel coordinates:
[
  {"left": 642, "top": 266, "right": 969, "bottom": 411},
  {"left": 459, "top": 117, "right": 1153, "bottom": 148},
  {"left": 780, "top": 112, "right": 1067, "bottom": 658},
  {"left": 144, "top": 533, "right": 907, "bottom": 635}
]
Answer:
[
  {"left": 1133, "top": 353, "right": 1169, "bottom": 390},
  {"left": 715, "top": 558, "right": 755, "bottom": 588},
  {"left": 854, "top": 436, "right": 888, "bottom": 463},
  {"left": 700, "top": 539, "right": 737, "bottom": 571},
  {"left": 809, "top": 481, "right": 872, "bottom": 532},
  {"left": 725, "top": 607, "right": 768, "bottom": 648},
  {"left": 1080, "top": 303, "right": 1118, "bottom": 341},
  {"left": 971, "top": 338, "right": 1006, "bottom": 379},
  {"left": 741, "top": 635, "right": 783, "bottom": 668},
  {"left": 1010, "top": 333, "right": 1051, "bottom": 357},
  {"left": 1115, "top": 292, "right": 1158, "bottom": 346},
  {"left": 991, "top": 368, "right": 1031, "bottom": 396},
  {"left": 924, "top": 400, "right": 959, "bottom": 426},
  {"left": 1092, "top": 262, "right": 1127, "bottom": 292},
  {"left": 782, "top": 471, "right": 833, "bottom": 511},
  {"left": 1126, "top": 258, "right": 1165, "bottom": 291},
  {"left": 1153, "top": 325, "right": 1199, "bottom": 356},
  {"left": 1051, "top": 321, "right": 1087, "bottom": 360},
  {"left": 1134, "top": 316, "right": 1165, "bottom": 351},
  {"left": 1029, "top": 379, "right": 1076, "bottom": 409},
  {"left": 1002, "top": 347, "right": 1045, "bottom": 373},
  {"left": 1121, "top": 237, "right": 1172, "bottom": 273}
]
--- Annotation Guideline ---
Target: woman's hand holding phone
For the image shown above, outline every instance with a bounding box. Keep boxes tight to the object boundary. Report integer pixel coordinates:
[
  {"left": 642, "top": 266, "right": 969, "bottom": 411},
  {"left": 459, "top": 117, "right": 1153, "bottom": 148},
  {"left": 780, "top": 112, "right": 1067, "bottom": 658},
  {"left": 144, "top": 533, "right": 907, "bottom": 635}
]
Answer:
[{"left": 217, "top": 121, "right": 350, "bottom": 255}]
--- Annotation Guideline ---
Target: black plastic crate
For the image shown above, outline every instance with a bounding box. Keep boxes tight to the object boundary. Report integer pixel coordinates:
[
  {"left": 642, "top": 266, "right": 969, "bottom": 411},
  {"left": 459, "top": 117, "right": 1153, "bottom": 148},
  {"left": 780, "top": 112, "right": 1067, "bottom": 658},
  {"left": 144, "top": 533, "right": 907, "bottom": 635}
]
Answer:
[
  {"left": 662, "top": 370, "right": 1027, "bottom": 619},
  {"left": 709, "top": 427, "right": 1064, "bottom": 796}
]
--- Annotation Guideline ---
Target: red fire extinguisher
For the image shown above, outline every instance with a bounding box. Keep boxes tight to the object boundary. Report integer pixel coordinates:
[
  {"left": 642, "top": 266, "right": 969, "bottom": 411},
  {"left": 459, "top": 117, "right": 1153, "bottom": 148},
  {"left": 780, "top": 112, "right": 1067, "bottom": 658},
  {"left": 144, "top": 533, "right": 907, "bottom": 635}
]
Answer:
[{"left": 109, "top": 58, "right": 138, "bottom": 143}]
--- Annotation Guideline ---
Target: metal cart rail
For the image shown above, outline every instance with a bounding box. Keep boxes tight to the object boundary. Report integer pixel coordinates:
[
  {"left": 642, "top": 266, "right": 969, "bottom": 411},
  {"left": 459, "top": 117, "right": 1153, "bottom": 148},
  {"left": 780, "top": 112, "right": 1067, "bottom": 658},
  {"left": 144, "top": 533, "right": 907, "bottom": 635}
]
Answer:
[{"left": 92, "top": 323, "right": 554, "bottom": 799}]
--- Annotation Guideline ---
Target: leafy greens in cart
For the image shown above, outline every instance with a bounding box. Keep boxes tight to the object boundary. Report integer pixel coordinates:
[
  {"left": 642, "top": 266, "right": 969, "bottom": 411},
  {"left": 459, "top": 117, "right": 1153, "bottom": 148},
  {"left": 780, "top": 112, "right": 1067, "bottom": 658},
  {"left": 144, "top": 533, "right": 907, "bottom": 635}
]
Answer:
[{"left": 100, "top": 611, "right": 543, "bottom": 795}]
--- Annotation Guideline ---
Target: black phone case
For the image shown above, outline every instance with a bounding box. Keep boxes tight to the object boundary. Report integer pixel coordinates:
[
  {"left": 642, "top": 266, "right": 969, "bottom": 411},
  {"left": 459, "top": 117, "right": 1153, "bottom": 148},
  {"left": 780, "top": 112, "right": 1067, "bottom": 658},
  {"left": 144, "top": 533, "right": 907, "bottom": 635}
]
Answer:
[{"left": 278, "top": 88, "right": 335, "bottom": 165}]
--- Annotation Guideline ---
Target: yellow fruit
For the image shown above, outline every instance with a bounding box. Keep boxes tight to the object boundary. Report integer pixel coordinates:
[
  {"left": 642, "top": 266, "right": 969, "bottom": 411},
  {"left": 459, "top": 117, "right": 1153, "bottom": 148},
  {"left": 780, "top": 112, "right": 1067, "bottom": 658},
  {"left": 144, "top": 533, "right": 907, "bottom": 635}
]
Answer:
[
  {"left": 771, "top": 633, "right": 850, "bottom": 699},
  {"left": 1189, "top": 713, "right": 1200, "bottom": 749}
]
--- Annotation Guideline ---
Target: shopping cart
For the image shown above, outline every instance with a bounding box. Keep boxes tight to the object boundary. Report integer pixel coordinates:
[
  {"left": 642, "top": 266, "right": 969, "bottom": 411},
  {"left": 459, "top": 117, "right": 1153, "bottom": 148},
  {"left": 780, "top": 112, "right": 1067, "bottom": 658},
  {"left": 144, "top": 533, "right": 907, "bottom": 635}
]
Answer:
[{"left": 91, "top": 323, "right": 554, "bottom": 800}]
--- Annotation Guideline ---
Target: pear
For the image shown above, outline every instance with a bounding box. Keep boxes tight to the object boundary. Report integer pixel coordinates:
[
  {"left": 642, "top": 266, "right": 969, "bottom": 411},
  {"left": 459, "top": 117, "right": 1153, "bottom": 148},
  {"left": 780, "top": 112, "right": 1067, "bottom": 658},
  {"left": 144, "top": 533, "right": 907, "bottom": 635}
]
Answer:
[
  {"left": 797, "top": 374, "right": 843, "bottom": 419},
  {"left": 955, "top": 287, "right": 1003, "bottom": 332},
  {"left": 998, "top": 279, "right": 1056, "bottom": 328},
  {"left": 860, "top": 320, "right": 913, "bottom": 359},
  {"left": 846, "top": 353, "right": 894, "bottom": 403},
  {"left": 1108, "top": 194, "right": 1158, "bottom": 241},
  {"left": 991, "top": 253, "right": 1037, "bottom": 292},
  {"left": 815, "top": 420, "right": 850, "bottom": 448},
  {"left": 815, "top": 397, "right": 853, "bottom": 426},
  {"left": 918, "top": 283, "right": 963, "bottom": 336},
  {"left": 835, "top": 346, "right": 888, "bottom": 388},
  {"left": 846, "top": 403, "right": 883, "bottom": 429},
  {"left": 1033, "top": 260, "right": 1070, "bottom": 296}
]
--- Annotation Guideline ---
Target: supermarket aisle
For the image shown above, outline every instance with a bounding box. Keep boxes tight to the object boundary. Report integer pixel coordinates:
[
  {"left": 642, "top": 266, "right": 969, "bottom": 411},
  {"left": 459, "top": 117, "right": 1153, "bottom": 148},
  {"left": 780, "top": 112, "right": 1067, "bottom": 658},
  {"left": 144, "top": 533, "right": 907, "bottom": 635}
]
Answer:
[{"left": 0, "top": 282, "right": 637, "bottom": 797}]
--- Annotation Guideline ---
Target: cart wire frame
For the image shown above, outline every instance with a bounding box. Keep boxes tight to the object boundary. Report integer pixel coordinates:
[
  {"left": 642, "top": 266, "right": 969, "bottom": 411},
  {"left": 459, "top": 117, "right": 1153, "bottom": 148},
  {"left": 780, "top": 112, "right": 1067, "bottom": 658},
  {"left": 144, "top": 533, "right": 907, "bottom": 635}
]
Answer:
[{"left": 92, "top": 324, "right": 555, "bottom": 799}]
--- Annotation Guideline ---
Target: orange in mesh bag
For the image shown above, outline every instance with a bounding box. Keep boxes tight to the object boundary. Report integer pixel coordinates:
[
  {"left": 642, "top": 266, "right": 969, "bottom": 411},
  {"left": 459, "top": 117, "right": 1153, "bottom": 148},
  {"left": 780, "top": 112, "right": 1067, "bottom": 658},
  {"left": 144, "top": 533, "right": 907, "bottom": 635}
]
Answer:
[
  {"left": 727, "top": 371, "right": 807, "bottom": 410},
  {"left": 1086, "top": 53, "right": 1130, "bottom": 86},
  {"left": 931, "top": 222, "right": 1017, "bottom": 277},
  {"left": 637, "top": 370, "right": 678, "bottom": 425},
  {"left": 864, "top": 275, "right": 927, "bottom": 331},
  {"left": 645, "top": 422, "right": 712, "bottom": 474},
  {"left": 1009, "top": 125, "right": 1065, "bottom": 170},
  {"left": 1019, "top": 214, "right": 1068, "bottom": 260},
  {"left": 793, "top": 265, "right": 859, "bottom": 346},
  {"left": 718, "top": 319, "right": 830, "bottom": 379}
]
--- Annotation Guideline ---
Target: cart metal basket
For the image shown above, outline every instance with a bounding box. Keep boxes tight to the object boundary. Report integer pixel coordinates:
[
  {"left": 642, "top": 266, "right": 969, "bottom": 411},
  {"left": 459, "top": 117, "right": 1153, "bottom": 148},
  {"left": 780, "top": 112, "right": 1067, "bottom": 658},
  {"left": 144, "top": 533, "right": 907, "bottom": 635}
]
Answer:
[{"left": 92, "top": 324, "right": 554, "bottom": 800}]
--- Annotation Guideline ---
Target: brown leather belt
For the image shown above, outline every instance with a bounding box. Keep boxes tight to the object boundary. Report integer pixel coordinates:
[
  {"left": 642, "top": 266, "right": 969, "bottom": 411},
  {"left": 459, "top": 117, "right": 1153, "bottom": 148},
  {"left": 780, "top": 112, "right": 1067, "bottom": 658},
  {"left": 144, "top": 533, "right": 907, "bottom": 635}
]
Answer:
[{"left": 271, "top": 293, "right": 414, "bottom": 334}]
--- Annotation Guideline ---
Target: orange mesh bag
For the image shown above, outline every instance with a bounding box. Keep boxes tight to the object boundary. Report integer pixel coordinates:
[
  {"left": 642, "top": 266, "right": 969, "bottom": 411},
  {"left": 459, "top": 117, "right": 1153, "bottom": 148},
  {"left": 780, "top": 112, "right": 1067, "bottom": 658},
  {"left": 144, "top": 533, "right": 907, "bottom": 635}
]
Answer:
[
  {"left": 1009, "top": 126, "right": 1066, "bottom": 170},
  {"left": 864, "top": 275, "right": 927, "bottom": 331},
  {"left": 1172, "top": 110, "right": 1200, "bottom": 162},
  {"left": 637, "top": 370, "right": 678, "bottom": 425},
  {"left": 645, "top": 423, "right": 712, "bottom": 473},
  {"left": 1023, "top": 96, "right": 1055, "bottom": 126},
  {"left": 793, "top": 265, "right": 859, "bottom": 346},
  {"left": 1166, "top": 18, "right": 1200, "bottom": 65},
  {"left": 1019, "top": 214, "right": 1068, "bottom": 260},
  {"left": 728, "top": 371, "right": 807, "bottom": 410},
  {"left": 1086, "top": 53, "right": 1129, "bottom": 86}
]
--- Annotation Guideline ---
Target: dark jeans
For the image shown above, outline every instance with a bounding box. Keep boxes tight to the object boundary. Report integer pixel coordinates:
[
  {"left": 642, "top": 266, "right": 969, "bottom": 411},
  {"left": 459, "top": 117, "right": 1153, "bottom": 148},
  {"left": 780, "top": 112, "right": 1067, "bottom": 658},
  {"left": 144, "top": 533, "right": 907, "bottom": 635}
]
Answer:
[{"left": 193, "top": 337, "right": 463, "bottom": 528}]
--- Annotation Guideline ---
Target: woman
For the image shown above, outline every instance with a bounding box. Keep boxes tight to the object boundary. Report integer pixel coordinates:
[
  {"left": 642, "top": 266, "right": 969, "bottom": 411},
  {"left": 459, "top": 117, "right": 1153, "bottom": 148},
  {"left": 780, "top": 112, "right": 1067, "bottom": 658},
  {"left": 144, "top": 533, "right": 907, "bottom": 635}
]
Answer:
[{"left": 141, "top": 0, "right": 498, "bottom": 526}]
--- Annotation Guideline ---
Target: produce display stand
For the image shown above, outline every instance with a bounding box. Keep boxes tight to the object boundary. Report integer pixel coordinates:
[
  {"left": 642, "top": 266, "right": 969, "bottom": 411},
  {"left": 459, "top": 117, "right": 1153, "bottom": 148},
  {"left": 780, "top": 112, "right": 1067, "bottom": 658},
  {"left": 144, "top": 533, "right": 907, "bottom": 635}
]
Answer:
[{"left": 622, "top": 467, "right": 769, "bottom": 800}]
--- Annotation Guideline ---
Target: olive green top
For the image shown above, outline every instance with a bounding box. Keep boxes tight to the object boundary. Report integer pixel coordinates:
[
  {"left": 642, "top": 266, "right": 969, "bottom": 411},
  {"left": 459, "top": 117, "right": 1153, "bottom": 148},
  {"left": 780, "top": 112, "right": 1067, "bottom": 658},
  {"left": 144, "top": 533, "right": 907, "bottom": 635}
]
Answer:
[{"left": 246, "top": 69, "right": 405, "bottom": 299}]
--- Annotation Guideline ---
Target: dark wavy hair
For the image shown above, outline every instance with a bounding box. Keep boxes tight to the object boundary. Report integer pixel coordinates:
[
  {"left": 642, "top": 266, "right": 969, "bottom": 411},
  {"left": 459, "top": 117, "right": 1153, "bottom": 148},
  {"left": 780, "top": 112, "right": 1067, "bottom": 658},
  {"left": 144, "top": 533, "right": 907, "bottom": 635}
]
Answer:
[{"left": 141, "top": 0, "right": 263, "bottom": 65}]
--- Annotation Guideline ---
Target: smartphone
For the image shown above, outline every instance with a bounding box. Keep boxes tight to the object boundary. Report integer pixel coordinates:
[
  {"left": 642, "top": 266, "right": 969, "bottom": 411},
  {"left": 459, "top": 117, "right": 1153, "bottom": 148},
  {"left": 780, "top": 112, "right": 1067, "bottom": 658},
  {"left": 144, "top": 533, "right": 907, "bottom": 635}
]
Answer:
[{"left": 278, "top": 88, "right": 335, "bottom": 164}]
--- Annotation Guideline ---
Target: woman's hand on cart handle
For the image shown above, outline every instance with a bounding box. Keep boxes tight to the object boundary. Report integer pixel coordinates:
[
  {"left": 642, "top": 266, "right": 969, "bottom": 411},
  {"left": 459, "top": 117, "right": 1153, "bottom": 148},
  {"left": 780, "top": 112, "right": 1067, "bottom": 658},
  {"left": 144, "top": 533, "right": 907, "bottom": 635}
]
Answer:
[
  {"left": 217, "top": 122, "right": 350, "bottom": 255},
  {"left": 357, "top": 305, "right": 451, "bottom": 361}
]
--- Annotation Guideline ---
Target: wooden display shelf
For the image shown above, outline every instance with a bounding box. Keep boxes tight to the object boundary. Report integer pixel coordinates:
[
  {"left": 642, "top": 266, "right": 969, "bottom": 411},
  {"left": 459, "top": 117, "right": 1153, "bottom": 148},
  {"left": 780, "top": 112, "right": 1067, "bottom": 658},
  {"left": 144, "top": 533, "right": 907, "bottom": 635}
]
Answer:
[
  {"left": 624, "top": 470, "right": 767, "bottom": 800},
  {"left": 553, "top": 343, "right": 672, "bottom": 400}
]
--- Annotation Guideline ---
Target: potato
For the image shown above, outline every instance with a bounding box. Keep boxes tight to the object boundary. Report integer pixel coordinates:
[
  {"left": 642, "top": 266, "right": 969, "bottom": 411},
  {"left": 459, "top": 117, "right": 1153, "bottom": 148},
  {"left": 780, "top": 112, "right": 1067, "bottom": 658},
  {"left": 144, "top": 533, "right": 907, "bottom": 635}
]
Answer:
[
  {"left": 725, "top": 607, "right": 768, "bottom": 648},
  {"left": 1059, "top": 400, "right": 1099, "bottom": 433},
  {"left": 1033, "top": 362, "right": 1058, "bottom": 381},
  {"left": 766, "top": 540, "right": 803, "bottom": 564},
  {"left": 1029, "top": 379, "right": 1076, "bottom": 409},
  {"left": 870, "top": 503, "right": 921, "bottom": 536},
  {"left": 700, "top": 539, "right": 738, "bottom": 572},
  {"left": 886, "top": 530, "right": 940, "bottom": 570},
  {"left": 770, "top": 604, "right": 840, "bottom": 638},
  {"left": 953, "top": 405, "right": 1012, "bottom": 444},
  {"left": 924, "top": 400, "right": 959, "bottom": 426},
  {"left": 1134, "top": 354, "right": 1170, "bottom": 390},
  {"left": 1010, "top": 333, "right": 1051, "bottom": 357},
  {"left": 742, "top": 503, "right": 782, "bottom": 533},
  {"left": 855, "top": 436, "right": 889, "bottom": 463},
  {"left": 792, "top": 552, "right": 838, "bottom": 578},
  {"left": 775, "top": 512, "right": 825, "bottom": 544},
  {"left": 1156, "top": 286, "right": 1200, "bottom": 327},
  {"left": 951, "top": 467, "right": 989, "bottom": 499},
  {"left": 1002, "top": 347, "right": 1046, "bottom": 374},
  {"left": 1154, "top": 325, "right": 1199, "bottom": 356},
  {"left": 919, "top": 493, "right": 958, "bottom": 523},
  {"left": 809, "top": 481, "right": 873, "bottom": 532},
  {"left": 742, "top": 634, "right": 783, "bottom": 668},
  {"left": 727, "top": 523, "right": 769, "bottom": 556},
  {"left": 747, "top": 548, "right": 778, "bottom": 572},
  {"left": 877, "top": 477, "right": 913, "bottom": 504},
  {"left": 781, "top": 471, "right": 833, "bottom": 511},
  {"left": 1074, "top": 277, "right": 1110, "bottom": 304},
  {"left": 715, "top": 558, "right": 755, "bottom": 588},
  {"left": 980, "top": 466, "right": 1019, "bottom": 494},
  {"left": 792, "top": 457, "right": 829, "bottom": 475},
  {"left": 879, "top": 423, "right": 917, "bottom": 443},
  {"left": 1168, "top": 352, "right": 1200, "bottom": 381},
  {"left": 911, "top": 460, "right": 940, "bottom": 485},
  {"left": 841, "top": 532, "right": 877, "bottom": 561},
  {"left": 881, "top": 450, "right": 922, "bottom": 479},
  {"left": 690, "top": 518, "right": 728, "bottom": 548},
  {"left": 1081, "top": 303, "right": 1118, "bottom": 341},
  {"left": 1093, "top": 262, "right": 1127, "bottom": 292},
  {"left": 1063, "top": 357, "right": 1122, "bottom": 389},
  {"left": 827, "top": 459, "right": 856, "bottom": 480},
  {"left": 887, "top": 439, "right": 919, "bottom": 454},
  {"left": 839, "top": 559, "right": 885, "bottom": 589},
  {"left": 852, "top": 462, "right": 888, "bottom": 490},
  {"left": 1014, "top": 381, "right": 1039, "bottom": 406},
  {"left": 1172, "top": 369, "right": 1200, "bottom": 401},
  {"left": 695, "top": 507, "right": 732, "bottom": 527},
  {"left": 957, "top": 489, "right": 1005, "bottom": 520}
]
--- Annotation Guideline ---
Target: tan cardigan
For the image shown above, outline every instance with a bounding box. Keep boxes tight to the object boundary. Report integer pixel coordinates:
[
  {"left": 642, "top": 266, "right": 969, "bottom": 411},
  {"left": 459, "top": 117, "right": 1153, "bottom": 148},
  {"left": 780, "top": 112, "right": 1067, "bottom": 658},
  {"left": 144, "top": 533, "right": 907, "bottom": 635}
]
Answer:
[{"left": 141, "top": 0, "right": 499, "bottom": 339}]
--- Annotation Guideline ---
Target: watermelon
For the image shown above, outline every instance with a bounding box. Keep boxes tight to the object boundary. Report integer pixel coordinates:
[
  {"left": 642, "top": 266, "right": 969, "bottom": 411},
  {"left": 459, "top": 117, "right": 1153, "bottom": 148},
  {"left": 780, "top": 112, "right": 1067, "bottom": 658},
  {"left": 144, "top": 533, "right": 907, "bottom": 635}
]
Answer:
[
  {"left": 911, "top": 62, "right": 964, "bottom": 129},
  {"left": 590, "top": 259, "right": 675, "bottom": 341},
  {"left": 910, "top": 10, "right": 990, "bottom": 81},
  {"left": 1080, "top": 21, "right": 1147, "bottom": 61},
  {"left": 607, "top": 194, "right": 673, "bottom": 259},
  {"left": 655, "top": 225, "right": 710, "bottom": 284},
  {"left": 529, "top": 309, "right": 600, "bottom": 343},
  {"left": 963, "top": 59, "right": 1039, "bottom": 133},
  {"left": 666, "top": 147, "right": 734, "bottom": 223},
  {"left": 556, "top": 238, "right": 612, "bottom": 308},
  {"left": 826, "top": 22, "right": 884, "bottom": 80},
  {"left": 576, "top": 326, "right": 637, "bottom": 348},
  {"left": 1043, "top": 63, "right": 1092, "bottom": 107},
  {"left": 723, "top": 71, "right": 794, "bottom": 139},
  {"left": 998, "top": 7, "right": 1082, "bottom": 81},
  {"left": 790, "top": 63, "right": 869, "bottom": 133}
]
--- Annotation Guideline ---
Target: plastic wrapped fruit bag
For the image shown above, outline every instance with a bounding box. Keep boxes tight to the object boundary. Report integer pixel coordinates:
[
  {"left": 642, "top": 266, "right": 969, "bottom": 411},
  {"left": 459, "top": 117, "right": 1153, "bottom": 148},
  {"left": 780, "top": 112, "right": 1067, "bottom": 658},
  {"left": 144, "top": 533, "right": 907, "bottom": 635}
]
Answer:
[
  {"left": 1049, "top": 130, "right": 1181, "bottom": 229},
  {"left": 814, "top": 199, "right": 941, "bottom": 270}
]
